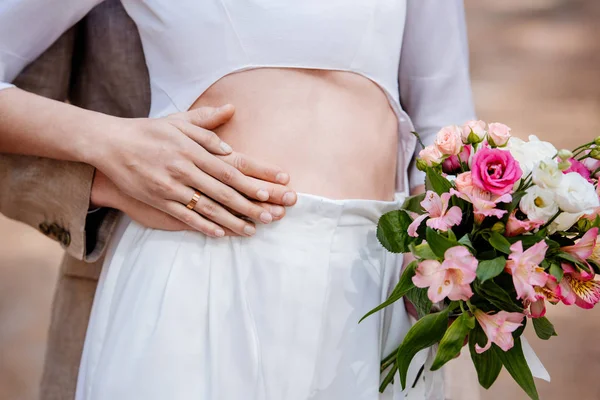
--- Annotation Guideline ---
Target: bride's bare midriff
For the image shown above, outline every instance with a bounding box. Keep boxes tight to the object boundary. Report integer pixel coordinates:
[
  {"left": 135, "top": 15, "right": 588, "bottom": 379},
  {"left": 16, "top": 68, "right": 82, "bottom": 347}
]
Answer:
[{"left": 190, "top": 68, "right": 399, "bottom": 201}]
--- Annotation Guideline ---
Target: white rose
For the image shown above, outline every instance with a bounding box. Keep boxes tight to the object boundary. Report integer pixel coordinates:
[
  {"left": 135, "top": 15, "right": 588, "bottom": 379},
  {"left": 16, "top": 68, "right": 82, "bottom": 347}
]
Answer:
[
  {"left": 555, "top": 172, "right": 600, "bottom": 213},
  {"left": 532, "top": 159, "right": 563, "bottom": 189},
  {"left": 548, "top": 212, "right": 584, "bottom": 234},
  {"left": 520, "top": 185, "right": 559, "bottom": 223},
  {"left": 505, "top": 135, "right": 557, "bottom": 175}
]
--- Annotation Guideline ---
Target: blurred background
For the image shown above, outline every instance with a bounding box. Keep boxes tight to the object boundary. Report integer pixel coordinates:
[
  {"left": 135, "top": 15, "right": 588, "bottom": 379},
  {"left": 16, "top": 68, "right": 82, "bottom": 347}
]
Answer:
[{"left": 1, "top": 0, "right": 599, "bottom": 399}]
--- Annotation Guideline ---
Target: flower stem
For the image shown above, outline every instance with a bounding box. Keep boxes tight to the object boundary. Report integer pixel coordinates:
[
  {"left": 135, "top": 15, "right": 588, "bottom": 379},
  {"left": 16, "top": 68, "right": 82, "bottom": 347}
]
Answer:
[{"left": 541, "top": 210, "right": 562, "bottom": 230}]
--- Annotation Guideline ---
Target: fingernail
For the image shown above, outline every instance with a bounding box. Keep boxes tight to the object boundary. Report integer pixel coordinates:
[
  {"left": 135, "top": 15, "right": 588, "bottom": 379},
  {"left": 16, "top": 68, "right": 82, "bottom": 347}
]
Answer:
[
  {"left": 256, "top": 189, "right": 270, "bottom": 201},
  {"left": 220, "top": 141, "right": 232, "bottom": 153},
  {"left": 243, "top": 225, "right": 256, "bottom": 236},
  {"left": 283, "top": 192, "right": 296, "bottom": 206},
  {"left": 276, "top": 172, "right": 289, "bottom": 184},
  {"left": 260, "top": 211, "right": 273, "bottom": 224},
  {"left": 270, "top": 205, "right": 285, "bottom": 217},
  {"left": 215, "top": 228, "right": 225, "bottom": 237}
]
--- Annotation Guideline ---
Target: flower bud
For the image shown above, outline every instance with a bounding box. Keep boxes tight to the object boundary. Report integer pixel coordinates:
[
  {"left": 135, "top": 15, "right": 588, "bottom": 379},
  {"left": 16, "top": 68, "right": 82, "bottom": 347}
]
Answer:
[
  {"left": 590, "top": 148, "right": 600, "bottom": 160},
  {"left": 558, "top": 159, "right": 572, "bottom": 171},
  {"left": 416, "top": 158, "right": 428, "bottom": 171},
  {"left": 491, "top": 221, "right": 505, "bottom": 233},
  {"left": 557, "top": 149, "right": 573, "bottom": 160},
  {"left": 594, "top": 136, "right": 600, "bottom": 146}
]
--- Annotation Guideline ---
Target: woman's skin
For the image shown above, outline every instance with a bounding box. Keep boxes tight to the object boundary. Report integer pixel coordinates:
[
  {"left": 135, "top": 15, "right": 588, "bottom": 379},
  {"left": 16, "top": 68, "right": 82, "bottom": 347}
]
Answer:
[{"left": 192, "top": 68, "right": 400, "bottom": 201}]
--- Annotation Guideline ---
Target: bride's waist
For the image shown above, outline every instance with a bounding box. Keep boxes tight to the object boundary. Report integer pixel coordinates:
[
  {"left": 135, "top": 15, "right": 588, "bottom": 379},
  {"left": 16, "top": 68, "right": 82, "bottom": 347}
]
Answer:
[{"left": 215, "top": 120, "right": 399, "bottom": 200}]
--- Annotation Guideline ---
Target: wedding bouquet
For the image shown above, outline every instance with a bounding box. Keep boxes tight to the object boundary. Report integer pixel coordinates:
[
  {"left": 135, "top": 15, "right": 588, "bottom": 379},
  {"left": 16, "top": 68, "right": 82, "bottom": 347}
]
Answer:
[{"left": 364, "top": 121, "right": 600, "bottom": 399}]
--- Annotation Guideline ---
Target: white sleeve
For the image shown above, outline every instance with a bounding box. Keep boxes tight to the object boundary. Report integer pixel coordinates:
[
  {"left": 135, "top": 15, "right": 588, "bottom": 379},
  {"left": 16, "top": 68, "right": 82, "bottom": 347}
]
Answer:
[
  {"left": 399, "top": 0, "right": 476, "bottom": 189},
  {"left": 0, "top": 0, "right": 103, "bottom": 91}
]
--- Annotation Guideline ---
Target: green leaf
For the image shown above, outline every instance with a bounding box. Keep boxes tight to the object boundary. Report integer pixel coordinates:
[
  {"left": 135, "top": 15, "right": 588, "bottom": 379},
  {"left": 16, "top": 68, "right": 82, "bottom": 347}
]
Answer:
[
  {"left": 473, "top": 280, "right": 523, "bottom": 313},
  {"left": 476, "top": 257, "right": 507, "bottom": 283},
  {"left": 360, "top": 261, "right": 417, "bottom": 323},
  {"left": 549, "top": 262, "right": 564, "bottom": 282},
  {"left": 402, "top": 193, "right": 426, "bottom": 214},
  {"left": 493, "top": 337, "right": 540, "bottom": 400},
  {"left": 405, "top": 286, "right": 433, "bottom": 319},
  {"left": 469, "top": 323, "right": 503, "bottom": 389},
  {"left": 488, "top": 232, "right": 512, "bottom": 255},
  {"left": 425, "top": 167, "right": 453, "bottom": 195},
  {"left": 426, "top": 227, "right": 459, "bottom": 259},
  {"left": 397, "top": 308, "right": 450, "bottom": 389},
  {"left": 377, "top": 210, "right": 416, "bottom": 253},
  {"left": 409, "top": 242, "right": 437, "bottom": 260},
  {"left": 532, "top": 317, "right": 558, "bottom": 340},
  {"left": 431, "top": 312, "right": 475, "bottom": 370},
  {"left": 506, "top": 191, "right": 526, "bottom": 216},
  {"left": 458, "top": 234, "right": 475, "bottom": 251}
]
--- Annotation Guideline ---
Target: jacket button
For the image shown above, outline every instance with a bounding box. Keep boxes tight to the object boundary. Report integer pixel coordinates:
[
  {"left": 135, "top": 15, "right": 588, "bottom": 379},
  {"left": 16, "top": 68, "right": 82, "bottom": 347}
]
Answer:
[
  {"left": 58, "top": 230, "right": 71, "bottom": 248},
  {"left": 38, "top": 222, "right": 50, "bottom": 235}
]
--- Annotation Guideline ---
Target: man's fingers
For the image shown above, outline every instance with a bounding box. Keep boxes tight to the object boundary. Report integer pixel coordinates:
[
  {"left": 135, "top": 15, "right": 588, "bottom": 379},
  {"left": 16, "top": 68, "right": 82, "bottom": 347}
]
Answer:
[{"left": 163, "top": 201, "right": 226, "bottom": 237}]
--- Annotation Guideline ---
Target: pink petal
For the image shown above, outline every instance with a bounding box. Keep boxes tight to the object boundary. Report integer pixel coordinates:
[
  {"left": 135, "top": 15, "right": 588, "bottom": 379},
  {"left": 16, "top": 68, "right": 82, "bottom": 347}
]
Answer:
[
  {"left": 426, "top": 270, "right": 453, "bottom": 303},
  {"left": 447, "top": 282, "right": 474, "bottom": 301},
  {"left": 501, "top": 311, "right": 526, "bottom": 326},
  {"left": 524, "top": 241, "right": 549, "bottom": 266},
  {"left": 408, "top": 214, "right": 428, "bottom": 237},
  {"left": 562, "top": 227, "right": 599, "bottom": 261},
  {"left": 475, "top": 341, "right": 492, "bottom": 354},
  {"left": 443, "top": 246, "right": 479, "bottom": 276},
  {"left": 412, "top": 260, "right": 443, "bottom": 288},
  {"left": 444, "top": 206, "right": 463, "bottom": 226},
  {"left": 494, "top": 332, "right": 516, "bottom": 352},
  {"left": 530, "top": 299, "right": 547, "bottom": 318},
  {"left": 513, "top": 273, "right": 538, "bottom": 302},
  {"left": 421, "top": 191, "right": 443, "bottom": 217}
]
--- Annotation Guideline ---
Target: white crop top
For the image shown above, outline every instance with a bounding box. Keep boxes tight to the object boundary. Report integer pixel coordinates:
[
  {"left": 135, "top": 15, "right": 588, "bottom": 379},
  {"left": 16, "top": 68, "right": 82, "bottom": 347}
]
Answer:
[{"left": 0, "top": 0, "right": 475, "bottom": 192}]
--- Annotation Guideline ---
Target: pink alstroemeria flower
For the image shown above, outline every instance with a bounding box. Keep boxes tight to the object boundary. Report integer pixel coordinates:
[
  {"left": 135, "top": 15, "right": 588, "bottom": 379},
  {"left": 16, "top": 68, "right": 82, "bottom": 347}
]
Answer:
[
  {"left": 450, "top": 188, "right": 512, "bottom": 224},
  {"left": 561, "top": 227, "right": 599, "bottom": 262},
  {"left": 506, "top": 211, "right": 543, "bottom": 237},
  {"left": 474, "top": 310, "right": 524, "bottom": 353},
  {"left": 505, "top": 241, "right": 549, "bottom": 303},
  {"left": 528, "top": 276, "right": 562, "bottom": 318},
  {"left": 560, "top": 263, "right": 600, "bottom": 309},
  {"left": 412, "top": 246, "right": 478, "bottom": 303},
  {"left": 407, "top": 191, "right": 462, "bottom": 237}
]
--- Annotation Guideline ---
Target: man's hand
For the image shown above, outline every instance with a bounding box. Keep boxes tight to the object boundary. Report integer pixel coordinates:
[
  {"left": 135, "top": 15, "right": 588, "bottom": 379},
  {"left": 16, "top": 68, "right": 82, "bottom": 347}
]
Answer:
[{"left": 91, "top": 170, "right": 286, "bottom": 235}]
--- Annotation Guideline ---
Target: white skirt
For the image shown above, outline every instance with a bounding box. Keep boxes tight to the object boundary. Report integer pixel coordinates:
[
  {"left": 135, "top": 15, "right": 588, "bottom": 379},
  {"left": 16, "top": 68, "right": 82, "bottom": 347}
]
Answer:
[{"left": 75, "top": 193, "right": 444, "bottom": 400}]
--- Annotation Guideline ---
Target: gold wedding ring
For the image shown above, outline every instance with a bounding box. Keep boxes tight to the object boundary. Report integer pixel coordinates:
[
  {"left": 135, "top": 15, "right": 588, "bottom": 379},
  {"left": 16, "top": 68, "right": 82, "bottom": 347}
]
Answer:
[{"left": 186, "top": 190, "right": 202, "bottom": 210}]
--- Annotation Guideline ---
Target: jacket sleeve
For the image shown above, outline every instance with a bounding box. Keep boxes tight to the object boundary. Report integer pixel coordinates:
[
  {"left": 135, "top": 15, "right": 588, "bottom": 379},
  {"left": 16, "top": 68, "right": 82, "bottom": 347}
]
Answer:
[
  {"left": 399, "top": 0, "right": 476, "bottom": 190},
  {"left": 0, "top": 24, "right": 109, "bottom": 262}
]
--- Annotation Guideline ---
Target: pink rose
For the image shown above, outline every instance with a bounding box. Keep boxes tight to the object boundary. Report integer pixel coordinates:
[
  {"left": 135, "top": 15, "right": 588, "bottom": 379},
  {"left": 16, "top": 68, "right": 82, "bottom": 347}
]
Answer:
[
  {"left": 487, "top": 123, "right": 512, "bottom": 147},
  {"left": 419, "top": 145, "right": 443, "bottom": 166},
  {"left": 564, "top": 158, "right": 592, "bottom": 182},
  {"left": 434, "top": 125, "right": 463, "bottom": 155},
  {"left": 455, "top": 171, "right": 475, "bottom": 196},
  {"left": 442, "top": 144, "right": 472, "bottom": 174},
  {"left": 471, "top": 147, "right": 522, "bottom": 195},
  {"left": 461, "top": 120, "right": 486, "bottom": 143}
]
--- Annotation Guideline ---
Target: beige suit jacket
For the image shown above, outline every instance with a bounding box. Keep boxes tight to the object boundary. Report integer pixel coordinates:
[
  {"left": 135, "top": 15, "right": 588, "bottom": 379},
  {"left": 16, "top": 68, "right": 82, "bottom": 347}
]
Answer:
[{"left": 0, "top": 2, "right": 149, "bottom": 399}]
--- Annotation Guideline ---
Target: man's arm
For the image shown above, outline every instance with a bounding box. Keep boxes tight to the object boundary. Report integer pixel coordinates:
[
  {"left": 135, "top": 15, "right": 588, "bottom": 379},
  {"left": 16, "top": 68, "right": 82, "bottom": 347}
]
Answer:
[{"left": 0, "top": 27, "right": 105, "bottom": 260}]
